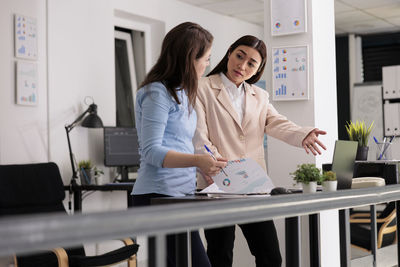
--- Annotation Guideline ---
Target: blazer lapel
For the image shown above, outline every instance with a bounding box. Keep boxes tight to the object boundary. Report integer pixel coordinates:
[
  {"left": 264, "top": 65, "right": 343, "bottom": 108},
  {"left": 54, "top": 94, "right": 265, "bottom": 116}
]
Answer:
[
  {"left": 210, "top": 75, "right": 242, "bottom": 130},
  {"left": 242, "top": 83, "right": 257, "bottom": 129}
]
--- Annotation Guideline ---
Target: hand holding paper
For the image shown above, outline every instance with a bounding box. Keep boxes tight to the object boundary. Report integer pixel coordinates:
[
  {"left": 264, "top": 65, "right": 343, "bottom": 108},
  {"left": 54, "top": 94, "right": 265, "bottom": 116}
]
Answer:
[{"left": 200, "top": 158, "right": 275, "bottom": 194}]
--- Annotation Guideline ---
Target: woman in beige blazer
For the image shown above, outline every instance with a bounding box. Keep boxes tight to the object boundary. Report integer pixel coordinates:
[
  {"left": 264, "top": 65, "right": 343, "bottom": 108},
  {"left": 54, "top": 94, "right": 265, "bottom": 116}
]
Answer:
[{"left": 193, "top": 35, "right": 326, "bottom": 267}]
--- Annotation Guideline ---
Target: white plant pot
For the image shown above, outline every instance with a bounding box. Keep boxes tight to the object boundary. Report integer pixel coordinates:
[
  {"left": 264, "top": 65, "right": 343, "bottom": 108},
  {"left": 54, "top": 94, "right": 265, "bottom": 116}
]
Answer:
[
  {"left": 302, "top": 182, "right": 317, "bottom": 193},
  {"left": 94, "top": 175, "right": 103, "bottom": 185},
  {"left": 322, "top": 181, "right": 337, "bottom": 192}
]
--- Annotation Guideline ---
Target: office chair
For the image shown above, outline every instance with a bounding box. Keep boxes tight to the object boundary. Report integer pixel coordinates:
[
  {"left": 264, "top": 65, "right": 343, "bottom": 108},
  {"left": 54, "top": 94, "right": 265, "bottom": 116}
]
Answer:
[
  {"left": 349, "top": 162, "right": 397, "bottom": 251},
  {"left": 0, "top": 162, "right": 139, "bottom": 267},
  {"left": 350, "top": 202, "right": 396, "bottom": 251}
]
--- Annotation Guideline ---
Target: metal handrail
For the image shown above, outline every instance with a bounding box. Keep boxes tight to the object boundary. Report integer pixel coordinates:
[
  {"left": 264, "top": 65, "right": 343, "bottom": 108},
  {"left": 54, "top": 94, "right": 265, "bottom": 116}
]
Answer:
[{"left": 1, "top": 184, "right": 400, "bottom": 257}]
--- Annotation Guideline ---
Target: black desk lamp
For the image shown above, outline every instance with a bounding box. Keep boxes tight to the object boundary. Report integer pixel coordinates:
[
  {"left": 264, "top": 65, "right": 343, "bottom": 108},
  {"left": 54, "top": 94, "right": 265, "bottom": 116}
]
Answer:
[{"left": 65, "top": 97, "right": 103, "bottom": 186}]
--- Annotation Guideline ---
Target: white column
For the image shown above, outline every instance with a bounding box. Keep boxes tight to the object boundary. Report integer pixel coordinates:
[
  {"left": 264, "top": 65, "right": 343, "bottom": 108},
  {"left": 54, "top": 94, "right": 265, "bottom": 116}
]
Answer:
[
  {"left": 264, "top": 0, "right": 337, "bottom": 186},
  {"left": 265, "top": 0, "right": 339, "bottom": 266}
]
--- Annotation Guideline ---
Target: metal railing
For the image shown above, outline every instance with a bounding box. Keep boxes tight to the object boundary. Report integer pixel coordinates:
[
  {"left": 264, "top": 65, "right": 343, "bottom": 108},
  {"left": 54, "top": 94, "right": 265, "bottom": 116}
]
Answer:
[{"left": 1, "top": 184, "right": 400, "bottom": 266}]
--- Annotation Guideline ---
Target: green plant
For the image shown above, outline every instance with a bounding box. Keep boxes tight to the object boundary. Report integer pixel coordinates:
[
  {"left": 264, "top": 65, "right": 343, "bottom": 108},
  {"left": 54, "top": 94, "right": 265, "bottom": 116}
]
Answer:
[
  {"left": 322, "top": 171, "right": 336, "bottom": 182},
  {"left": 93, "top": 167, "right": 104, "bottom": 178},
  {"left": 345, "top": 120, "right": 374, "bottom": 147},
  {"left": 78, "top": 160, "right": 93, "bottom": 170},
  {"left": 291, "top": 164, "right": 321, "bottom": 184}
]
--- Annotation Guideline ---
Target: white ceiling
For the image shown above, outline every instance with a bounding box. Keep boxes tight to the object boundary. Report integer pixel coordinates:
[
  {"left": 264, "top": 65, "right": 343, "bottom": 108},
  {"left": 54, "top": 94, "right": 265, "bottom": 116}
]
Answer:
[{"left": 178, "top": 0, "right": 400, "bottom": 35}]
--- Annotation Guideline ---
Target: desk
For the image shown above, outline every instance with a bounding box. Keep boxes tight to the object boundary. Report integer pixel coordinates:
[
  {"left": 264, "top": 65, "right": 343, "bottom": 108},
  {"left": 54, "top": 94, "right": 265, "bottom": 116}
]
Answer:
[{"left": 64, "top": 183, "right": 134, "bottom": 212}]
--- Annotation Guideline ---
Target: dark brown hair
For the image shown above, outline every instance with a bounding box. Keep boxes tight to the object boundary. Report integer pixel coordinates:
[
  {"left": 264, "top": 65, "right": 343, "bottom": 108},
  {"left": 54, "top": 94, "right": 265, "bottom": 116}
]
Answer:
[
  {"left": 140, "top": 22, "right": 213, "bottom": 107},
  {"left": 208, "top": 35, "right": 266, "bottom": 84}
]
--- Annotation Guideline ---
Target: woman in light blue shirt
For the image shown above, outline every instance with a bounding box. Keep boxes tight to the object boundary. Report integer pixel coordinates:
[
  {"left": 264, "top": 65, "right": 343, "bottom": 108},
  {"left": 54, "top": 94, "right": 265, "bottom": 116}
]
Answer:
[{"left": 132, "top": 22, "right": 227, "bottom": 267}]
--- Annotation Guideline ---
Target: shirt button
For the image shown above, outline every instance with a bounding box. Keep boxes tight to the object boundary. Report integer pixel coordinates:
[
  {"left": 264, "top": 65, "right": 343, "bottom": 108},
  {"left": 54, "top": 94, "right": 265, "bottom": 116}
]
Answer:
[{"left": 239, "top": 135, "right": 245, "bottom": 141}]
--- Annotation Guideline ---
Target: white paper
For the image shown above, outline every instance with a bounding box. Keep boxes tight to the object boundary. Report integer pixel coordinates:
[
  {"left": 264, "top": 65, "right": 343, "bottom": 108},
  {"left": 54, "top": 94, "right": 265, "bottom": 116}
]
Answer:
[
  {"left": 272, "top": 46, "right": 308, "bottom": 101},
  {"left": 201, "top": 158, "right": 275, "bottom": 194},
  {"left": 15, "top": 14, "right": 38, "bottom": 60},
  {"left": 16, "top": 61, "right": 38, "bottom": 106},
  {"left": 271, "top": 0, "right": 306, "bottom": 36},
  {"left": 200, "top": 183, "right": 225, "bottom": 193}
]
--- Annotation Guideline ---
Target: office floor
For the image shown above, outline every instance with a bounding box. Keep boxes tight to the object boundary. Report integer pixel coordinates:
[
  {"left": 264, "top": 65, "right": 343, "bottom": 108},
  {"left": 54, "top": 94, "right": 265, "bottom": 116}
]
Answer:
[{"left": 351, "top": 245, "right": 397, "bottom": 267}]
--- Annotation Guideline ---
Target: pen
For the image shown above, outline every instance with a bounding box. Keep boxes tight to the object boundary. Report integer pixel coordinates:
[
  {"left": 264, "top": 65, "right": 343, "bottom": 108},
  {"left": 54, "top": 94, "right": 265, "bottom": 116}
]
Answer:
[
  {"left": 378, "top": 135, "right": 395, "bottom": 160},
  {"left": 204, "top": 145, "right": 228, "bottom": 176},
  {"left": 373, "top": 136, "right": 379, "bottom": 144},
  {"left": 377, "top": 136, "right": 387, "bottom": 160}
]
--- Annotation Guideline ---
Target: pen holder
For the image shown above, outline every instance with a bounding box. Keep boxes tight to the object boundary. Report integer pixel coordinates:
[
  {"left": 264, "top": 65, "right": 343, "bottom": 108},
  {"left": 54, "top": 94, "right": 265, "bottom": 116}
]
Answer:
[
  {"left": 79, "top": 168, "right": 93, "bottom": 185},
  {"left": 376, "top": 142, "right": 392, "bottom": 160}
]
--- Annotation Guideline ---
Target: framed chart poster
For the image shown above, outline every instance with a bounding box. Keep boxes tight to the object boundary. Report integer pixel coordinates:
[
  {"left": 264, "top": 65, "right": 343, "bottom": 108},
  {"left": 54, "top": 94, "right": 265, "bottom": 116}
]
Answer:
[
  {"left": 15, "top": 14, "right": 38, "bottom": 60},
  {"left": 272, "top": 45, "right": 309, "bottom": 101},
  {"left": 16, "top": 61, "right": 38, "bottom": 106},
  {"left": 270, "top": 0, "right": 307, "bottom": 36}
]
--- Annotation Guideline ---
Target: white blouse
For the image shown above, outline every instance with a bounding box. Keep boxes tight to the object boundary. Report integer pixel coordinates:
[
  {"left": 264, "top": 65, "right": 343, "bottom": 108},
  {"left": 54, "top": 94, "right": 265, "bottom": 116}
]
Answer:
[{"left": 220, "top": 73, "right": 245, "bottom": 124}]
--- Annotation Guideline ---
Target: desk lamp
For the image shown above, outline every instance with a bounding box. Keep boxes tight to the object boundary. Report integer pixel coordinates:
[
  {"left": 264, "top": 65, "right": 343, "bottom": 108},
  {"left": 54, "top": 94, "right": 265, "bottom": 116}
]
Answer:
[{"left": 65, "top": 97, "right": 103, "bottom": 186}]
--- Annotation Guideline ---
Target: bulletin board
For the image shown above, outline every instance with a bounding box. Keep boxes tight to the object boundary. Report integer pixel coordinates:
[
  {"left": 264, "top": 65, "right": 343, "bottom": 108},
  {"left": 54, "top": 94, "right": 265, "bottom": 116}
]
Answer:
[
  {"left": 270, "top": 0, "right": 307, "bottom": 36},
  {"left": 352, "top": 83, "right": 384, "bottom": 145},
  {"left": 272, "top": 46, "right": 309, "bottom": 101},
  {"left": 16, "top": 61, "right": 38, "bottom": 106},
  {"left": 14, "top": 14, "right": 38, "bottom": 60}
]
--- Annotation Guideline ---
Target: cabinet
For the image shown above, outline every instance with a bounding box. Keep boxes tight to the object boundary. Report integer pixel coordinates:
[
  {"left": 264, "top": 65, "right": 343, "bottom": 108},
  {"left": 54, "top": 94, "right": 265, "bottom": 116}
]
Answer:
[
  {"left": 382, "top": 65, "right": 400, "bottom": 137},
  {"left": 384, "top": 102, "right": 400, "bottom": 136},
  {"left": 382, "top": 65, "right": 400, "bottom": 99}
]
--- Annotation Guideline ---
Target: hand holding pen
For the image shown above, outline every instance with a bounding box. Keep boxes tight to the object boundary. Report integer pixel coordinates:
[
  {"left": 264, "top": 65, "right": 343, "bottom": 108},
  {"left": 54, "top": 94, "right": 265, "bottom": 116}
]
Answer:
[{"left": 204, "top": 145, "right": 228, "bottom": 176}]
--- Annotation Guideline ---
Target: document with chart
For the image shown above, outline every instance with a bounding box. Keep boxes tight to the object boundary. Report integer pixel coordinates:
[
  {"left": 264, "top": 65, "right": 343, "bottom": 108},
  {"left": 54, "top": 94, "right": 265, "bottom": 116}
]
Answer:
[{"left": 200, "top": 158, "right": 275, "bottom": 195}]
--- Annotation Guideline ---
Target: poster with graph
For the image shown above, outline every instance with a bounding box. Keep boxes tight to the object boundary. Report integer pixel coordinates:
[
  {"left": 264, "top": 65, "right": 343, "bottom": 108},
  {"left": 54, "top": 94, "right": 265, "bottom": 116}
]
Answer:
[
  {"left": 270, "top": 0, "right": 306, "bottom": 36},
  {"left": 14, "top": 14, "right": 38, "bottom": 60},
  {"left": 272, "top": 46, "right": 308, "bottom": 101},
  {"left": 16, "top": 61, "right": 38, "bottom": 106}
]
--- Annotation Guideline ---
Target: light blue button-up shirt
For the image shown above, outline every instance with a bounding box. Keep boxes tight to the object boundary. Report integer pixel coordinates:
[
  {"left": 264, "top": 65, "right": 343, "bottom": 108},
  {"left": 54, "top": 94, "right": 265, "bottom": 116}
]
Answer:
[{"left": 132, "top": 82, "right": 197, "bottom": 196}]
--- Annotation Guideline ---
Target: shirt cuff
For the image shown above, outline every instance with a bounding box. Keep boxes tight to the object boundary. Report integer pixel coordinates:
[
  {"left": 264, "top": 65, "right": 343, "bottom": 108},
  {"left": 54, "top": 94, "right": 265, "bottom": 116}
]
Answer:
[{"left": 149, "top": 146, "right": 170, "bottom": 168}]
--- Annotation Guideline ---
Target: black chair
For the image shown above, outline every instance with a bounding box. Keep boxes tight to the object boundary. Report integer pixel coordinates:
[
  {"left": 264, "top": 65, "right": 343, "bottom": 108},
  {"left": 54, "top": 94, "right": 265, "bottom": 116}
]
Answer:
[
  {"left": 350, "top": 202, "right": 396, "bottom": 251},
  {"left": 0, "top": 162, "right": 138, "bottom": 267},
  {"left": 350, "top": 162, "right": 398, "bottom": 251}
]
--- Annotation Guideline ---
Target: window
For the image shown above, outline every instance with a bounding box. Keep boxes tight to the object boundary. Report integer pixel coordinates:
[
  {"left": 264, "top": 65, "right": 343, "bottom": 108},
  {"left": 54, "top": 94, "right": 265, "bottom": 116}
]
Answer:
[{"left": 114, "top": 28, "right": 145, "bottom": 127}]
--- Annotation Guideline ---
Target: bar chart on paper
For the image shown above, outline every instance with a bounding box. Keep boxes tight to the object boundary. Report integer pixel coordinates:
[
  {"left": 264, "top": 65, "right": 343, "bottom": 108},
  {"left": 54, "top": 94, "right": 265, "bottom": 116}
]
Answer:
[
  {"left": 276, "top": 84, "right": 287, "bottom": 96},
  {"left": 272, "top": 46, "right": 308, "bottom": 101}
]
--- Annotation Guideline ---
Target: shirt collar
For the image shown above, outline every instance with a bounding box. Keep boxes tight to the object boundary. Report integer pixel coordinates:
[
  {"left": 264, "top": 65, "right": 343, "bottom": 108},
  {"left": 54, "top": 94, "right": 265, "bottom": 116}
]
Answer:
[{"left": 220, "top": 73, "right": 245, "bottom": 92}]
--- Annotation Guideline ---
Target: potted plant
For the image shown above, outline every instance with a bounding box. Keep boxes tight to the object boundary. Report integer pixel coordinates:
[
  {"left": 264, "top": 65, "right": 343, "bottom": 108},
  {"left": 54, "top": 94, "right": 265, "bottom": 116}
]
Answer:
[
  {"left": 321, "top": 171, "right": 337, "bottom": 192},
  {"left": 345, "top": 120, "right": 374, "bottom": 160},
  {"left": 78, "top": 160, "right": 104, "bottom": 185},
  {"left": 291, "top": 164, "right": 321, "bottom": 193}
]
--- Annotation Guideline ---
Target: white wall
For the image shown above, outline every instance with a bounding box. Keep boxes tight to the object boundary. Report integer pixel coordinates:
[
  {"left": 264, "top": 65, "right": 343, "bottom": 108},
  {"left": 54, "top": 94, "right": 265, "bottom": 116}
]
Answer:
[
  {"left": 113, "top": 0, "right": 263, "bottom": 73},
  {"left": 47, "top": 0, "right": 115, "bottom": 184},
  {"left": 0, "top": 0, "right": 48, "bottom": 164},
  {"left": 265, "top": 0, "right": 338, "bottom": 188}
]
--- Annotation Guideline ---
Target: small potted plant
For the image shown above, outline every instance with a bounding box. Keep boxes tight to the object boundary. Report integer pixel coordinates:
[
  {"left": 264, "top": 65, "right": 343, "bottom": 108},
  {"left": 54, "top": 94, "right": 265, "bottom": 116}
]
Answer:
[
  {"left": 345, "top": 120, "right": 374, "bottom": 160},
  {"left": 321, "top": 171, "right": 337, "bottom": 192},
  {"left": 78, "top": 160, "right": 103, "bottom": 185},
  {"left": 78, "top": 160, "right": 93, "bottom": 185},
  {"left": 291, "top": 164, "right": 321, "bottom": 193}
]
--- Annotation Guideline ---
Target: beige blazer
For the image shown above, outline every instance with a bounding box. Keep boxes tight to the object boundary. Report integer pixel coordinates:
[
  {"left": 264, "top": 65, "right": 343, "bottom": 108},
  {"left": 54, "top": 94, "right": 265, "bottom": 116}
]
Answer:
[{"left": 193, "top": 74, "right": 314, "bottom": 189}]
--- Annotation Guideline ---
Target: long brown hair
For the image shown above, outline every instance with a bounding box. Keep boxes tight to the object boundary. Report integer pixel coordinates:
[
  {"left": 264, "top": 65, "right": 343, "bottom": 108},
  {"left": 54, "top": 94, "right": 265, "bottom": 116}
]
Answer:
[
  {"left": 208, "top": 35, "right": 266, "bottom": 84},
  {"left": 140, "top": 22, "right": 213, "bottom": 107}
]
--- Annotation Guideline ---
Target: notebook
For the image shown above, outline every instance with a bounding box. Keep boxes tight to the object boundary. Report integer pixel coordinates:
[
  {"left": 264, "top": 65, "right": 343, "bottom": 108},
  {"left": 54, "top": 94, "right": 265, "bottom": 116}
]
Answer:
[{"left": 331, "top": 140, "right": 358, "bottom": 189}]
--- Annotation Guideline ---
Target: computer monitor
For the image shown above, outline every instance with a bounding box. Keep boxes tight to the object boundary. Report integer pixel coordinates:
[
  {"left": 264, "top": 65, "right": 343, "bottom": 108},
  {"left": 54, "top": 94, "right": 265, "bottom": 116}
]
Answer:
[
  {"left": 331, "top": 140, "right": 358, "bottom": 189},
  {"left": 104, "top": 127, "right": 140, "bottom": 182}
]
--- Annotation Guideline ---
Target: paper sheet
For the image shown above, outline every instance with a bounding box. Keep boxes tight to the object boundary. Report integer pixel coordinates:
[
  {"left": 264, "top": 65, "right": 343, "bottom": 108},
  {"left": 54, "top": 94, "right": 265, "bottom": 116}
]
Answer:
[{"left": 200, "top": 158, "right": 275, "bottom": 194}]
